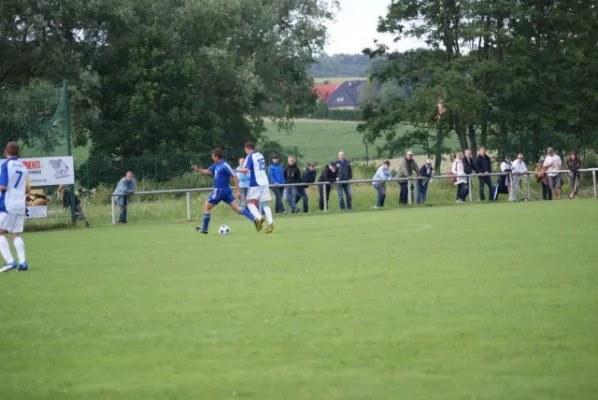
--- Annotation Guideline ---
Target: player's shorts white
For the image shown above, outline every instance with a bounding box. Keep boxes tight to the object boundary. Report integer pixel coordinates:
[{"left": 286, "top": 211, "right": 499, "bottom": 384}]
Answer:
[
  {"left": 246, "top": 185, "right": 272, "bottom": 202},
  {"left": 0, "top": 212, "right": 25, "bottom": 234}
]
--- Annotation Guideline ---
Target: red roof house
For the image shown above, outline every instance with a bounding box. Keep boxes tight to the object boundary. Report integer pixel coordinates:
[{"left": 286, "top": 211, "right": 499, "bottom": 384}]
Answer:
[{"left": 313, "top": 84, "right": 340, "bottom": 102}]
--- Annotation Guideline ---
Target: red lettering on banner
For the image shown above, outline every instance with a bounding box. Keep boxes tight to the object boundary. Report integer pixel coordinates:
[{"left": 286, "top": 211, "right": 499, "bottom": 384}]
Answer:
[{"left": 23, "top": 160, "right": 41, "bottom": 169}]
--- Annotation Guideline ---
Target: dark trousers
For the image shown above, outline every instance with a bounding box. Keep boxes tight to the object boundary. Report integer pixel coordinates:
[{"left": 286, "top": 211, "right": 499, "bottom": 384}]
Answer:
[
  {"left": 272, "top": 186, "right": 285, "bottom": 213},
  {"left": 319, "top": 184, "right": 331, "bottom": 210},
  {"left": 542, "top": 182, "right": 552, "bottom": 200},
  {"left": 118, "top": 197, "right": 128, "bottom": 223},
  {"left": 478, "top": 176, "right": 496, "bottom": 201},
  {"left": 456, "top": 182, "right": 469, "bottom": 201},
  {"left": 374, "top": 185, "right": 386, "bottom": 207},
  {"left": 295, "top": 187, "right": 309, "bottom": 212},
  {"left": 399, "top": 182, "right": 409, "bottom": 204},
  {"left": 336, "top": 183, "right": 352, "bottom": 210}
]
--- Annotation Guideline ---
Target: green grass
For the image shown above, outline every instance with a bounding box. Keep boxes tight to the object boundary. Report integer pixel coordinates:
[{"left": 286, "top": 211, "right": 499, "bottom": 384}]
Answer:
[
  {"left": 2, "top": 200, "right": 597, "bottom": 399},
  {"left": 264, "top": 119, "right": 386, "bottom": 164},
  {"left": 264, "top": 119, "right": 461, "bottom": 165}
]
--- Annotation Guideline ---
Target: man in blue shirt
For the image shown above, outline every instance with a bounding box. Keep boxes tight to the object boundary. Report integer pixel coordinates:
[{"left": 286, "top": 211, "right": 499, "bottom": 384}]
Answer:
[
  {"left": 113, "top": 171, "right": 136, "bottom": 223},
  {"left": 267, "top": 155, "right": 286, "bottom": 214},
  {"left": 191, "top": 149, "right": 258, "bottom": 234},
  {"left": 236, "top": 156, "right": 250, "bottom": 207}
]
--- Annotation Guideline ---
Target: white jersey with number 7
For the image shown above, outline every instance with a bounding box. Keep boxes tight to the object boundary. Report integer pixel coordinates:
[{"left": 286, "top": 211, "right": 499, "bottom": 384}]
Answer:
[
  {"left": 0, "top": 158, "right": 29, "bottom": 214},
  {"left": 244, "top": 151, "right": 269, "bottom": 187}
]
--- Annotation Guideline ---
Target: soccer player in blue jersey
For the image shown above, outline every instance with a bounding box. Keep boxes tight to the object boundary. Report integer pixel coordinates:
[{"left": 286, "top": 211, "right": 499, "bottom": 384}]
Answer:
[
  {"left": 191, "top": 149, "right": 260, "bottom": 234},
  {"left": 235, "top": 142, "right": 275, "bottom": 233},
  {"left": 0, "top": 142, "right": 30, "bottom": 273}
]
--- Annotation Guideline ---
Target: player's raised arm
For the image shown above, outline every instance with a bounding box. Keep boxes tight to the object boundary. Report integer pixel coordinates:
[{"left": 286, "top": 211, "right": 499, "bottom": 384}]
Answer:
[{"left": 191, "top": 165, "right": 213, "bottom": 175}]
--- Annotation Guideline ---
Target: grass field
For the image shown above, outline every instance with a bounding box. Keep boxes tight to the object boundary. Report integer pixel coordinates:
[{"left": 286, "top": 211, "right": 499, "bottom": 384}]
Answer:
[
  {"left": 2, "top": 200, "right": 597, "bottom": 399},
  {"left": 264, "top": 119, "right": 460, "bottom": 166}
]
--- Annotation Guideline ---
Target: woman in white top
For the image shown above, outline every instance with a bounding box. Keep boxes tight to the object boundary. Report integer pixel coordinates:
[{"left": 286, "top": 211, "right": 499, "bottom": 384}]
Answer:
[
  {"left": 509, "top": 154, "right": 528, "bottom": 201},
  {"left": 451, "top": 152, "right": 467, "bottom": 203}
]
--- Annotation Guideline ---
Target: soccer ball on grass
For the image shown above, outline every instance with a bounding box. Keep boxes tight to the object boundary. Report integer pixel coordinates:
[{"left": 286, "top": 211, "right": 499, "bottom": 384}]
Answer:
[{"left": 218, "top": 225, "right": 231, "bottom": 235}]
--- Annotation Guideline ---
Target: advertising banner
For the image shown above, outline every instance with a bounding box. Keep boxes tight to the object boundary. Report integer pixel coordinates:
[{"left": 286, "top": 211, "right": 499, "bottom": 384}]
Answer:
[{"left": 18, "top": 157, "right": 75, "bottom": 187}]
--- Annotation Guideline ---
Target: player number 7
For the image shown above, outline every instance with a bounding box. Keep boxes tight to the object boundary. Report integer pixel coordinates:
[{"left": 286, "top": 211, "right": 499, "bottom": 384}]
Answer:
[{"left": 14, "top": 170, "right": 23, "bottom": 188}]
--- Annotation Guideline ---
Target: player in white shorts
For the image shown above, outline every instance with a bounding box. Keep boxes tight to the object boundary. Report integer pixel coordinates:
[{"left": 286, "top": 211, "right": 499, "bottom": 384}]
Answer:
[
  {"left": 235, "top": 142, "right": 275, "bottom": 233},
  {"left": 0, "top": 142, "right": 30, "bottom": 273}
]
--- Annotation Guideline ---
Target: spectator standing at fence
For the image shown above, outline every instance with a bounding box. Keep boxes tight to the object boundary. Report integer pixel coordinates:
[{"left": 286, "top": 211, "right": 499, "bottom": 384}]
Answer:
[
  {"left": 398, "top": 151, "right": 419, "bottom": 205},
  {"left": 417, "top": 159, "right": 434, "bottom": 205},
  {"left": 452, "top": 152, "right": 467, "bottom": 203},
  {"left": 296, "top": 163, "right": 316, "bottom": 213},
  {"left": 543, "top": 147, "right": 563, "bottom": 200},
  {"left": 567, "top": 152, "right": 581, "bottom": 199},
  {"left": 461, "top": 149, "right": 477, "bottom": 200},
  {"left": 113, "top": 171, "right": 136, "bottom": 224},
  {"left": 318, "top": 162, "right": 336, "bottom": 210},
  {"left": 58, "top": 185, "right": 90, "bottom": 227},
  {"left": 283, "top": 156, "right": 301, "bottom": 214},
  {"left": 534, "top": 162, "right": 552, "bottom": 200},
  {"left": 236, "top": 157, "right": 250, "bottom": 207},
  {"left": 510, "top": 154, "right": 528, "bottom": 201},
  {"left": 372, "top": 161, "right": 391, "bottom": 208},
  {"left": 499, "top": 156, "right": 514, "bottom": 200},
  {"left": 335, "top": 151, "right": 353, "bottom": 211},
  {"left": 268, "top": 155, "right": 286, "bottom": 214},
  {"left": 475, "top": 147, "right": 495, "bottom": 201}
]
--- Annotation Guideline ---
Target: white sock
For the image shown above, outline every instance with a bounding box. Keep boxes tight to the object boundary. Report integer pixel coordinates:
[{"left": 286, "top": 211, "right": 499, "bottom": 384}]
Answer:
[
  {"left": 263, "top": 204, "right": 274, "bottom": 225},
  {"left": 247, "top": 203, "right": 262, "bottom": 220},
  {"left": 13, "top": 237, "right": 25, "bottom": 264},
  {"left": 0, "top": 236, "right": 14, "bottom": 264}
]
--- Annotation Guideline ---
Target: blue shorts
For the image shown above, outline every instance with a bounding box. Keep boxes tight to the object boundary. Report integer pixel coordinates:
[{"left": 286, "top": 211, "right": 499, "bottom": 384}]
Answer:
[{"left": 207, "top": 188, "right": 235, "bottom": 205}]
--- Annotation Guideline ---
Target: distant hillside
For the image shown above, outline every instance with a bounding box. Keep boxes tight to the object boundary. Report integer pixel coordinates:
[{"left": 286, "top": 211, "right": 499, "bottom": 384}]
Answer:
[{"left": 310, "top": 54, "right": 373, "bottom": 78}]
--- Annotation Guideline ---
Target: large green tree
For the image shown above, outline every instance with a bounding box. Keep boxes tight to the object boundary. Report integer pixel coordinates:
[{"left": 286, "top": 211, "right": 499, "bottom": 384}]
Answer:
[{"left": 360, "top": 0, "right": 598, "bottom": 168}]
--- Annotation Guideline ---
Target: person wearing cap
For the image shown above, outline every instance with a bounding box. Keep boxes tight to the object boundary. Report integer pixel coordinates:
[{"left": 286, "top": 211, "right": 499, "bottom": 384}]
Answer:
[
  {"left": 475, "top": 147, "right": 496, "bottom": 201},
  {"left": 268, "top": 154, "right": 286, "bottom": 214},
  {"left": 318, "top": 162, "right": 337, "bottom": 210},
  {"left": 417, "top": 159, "right": 434, "bottom": 205},
  {"left": 372, "top": 161, "right": 392, "bottom": 208},
  {"left": 397, "top": 151, "right": 419, "bottom": 204},
  {"left": 510, "top": 153, "right": 528, "bottom": 201},
  {"left": 296, "top": 163, "right": 317, "bottom": 213},
  {"left": 542, "top": 147, "right": 563, "bottom": 200},
  {"left": 283, "top": 156, "right": 301, "bottom": 213},
  {"left": 335, "top": 151, "right": 353, "bottom": 210}
]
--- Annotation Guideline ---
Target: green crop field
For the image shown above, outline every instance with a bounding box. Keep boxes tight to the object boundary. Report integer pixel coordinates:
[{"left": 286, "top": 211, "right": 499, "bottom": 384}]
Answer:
[
  {"left": 2, "top": 200, "right": 597, "bottom": 399},
  {"left": 264, "top": 119, "right": 460, "bottom": 165}
]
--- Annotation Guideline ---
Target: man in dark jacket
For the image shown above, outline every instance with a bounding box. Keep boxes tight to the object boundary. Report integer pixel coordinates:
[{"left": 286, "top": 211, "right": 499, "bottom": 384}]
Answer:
[
  {"left": 283, "top": 156, "right": 301, "bottom": 213},
  {"left": 318, "top": 162, "right": 336, "bottom": 210},
  {"left": 475, "top": 147, "right": 496, "bottom": 201},
  {"left": 335, "top": 151, "right": 353, "bottom": 210},
  {"left": 295, "top": 163, "right": 316, "bottom": 213},
  {"left": 268, "top": 155, "right": 286, "bottom": 214},
  {"left": 460, "top": 149, "right": 478, "bottom": 201}
]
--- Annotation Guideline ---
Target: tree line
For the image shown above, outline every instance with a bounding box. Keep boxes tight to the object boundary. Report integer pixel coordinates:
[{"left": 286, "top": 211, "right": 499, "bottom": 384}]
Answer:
[
  {"left": 1, "top": 0, "right": 335, "bottom": 161},
  {"left": 359, "top": 0, "right": 598, "bottom": 170}
]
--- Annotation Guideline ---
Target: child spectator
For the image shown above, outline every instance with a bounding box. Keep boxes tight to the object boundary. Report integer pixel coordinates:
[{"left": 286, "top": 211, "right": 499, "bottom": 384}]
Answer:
[
  {"left": 567, "top": 152, "right": 581, "bottom": 199},
  {"left": 58, "top": 185, "right": 90, "bottom": 227},
  {"left": 372, "top": 161, "right": 391, "bottom": 208}
]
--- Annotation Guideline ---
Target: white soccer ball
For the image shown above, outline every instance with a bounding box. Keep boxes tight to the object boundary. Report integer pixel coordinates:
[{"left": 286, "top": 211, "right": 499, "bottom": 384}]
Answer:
[{"left": 218, "top": 225, "right": 231, "bottom": 235}]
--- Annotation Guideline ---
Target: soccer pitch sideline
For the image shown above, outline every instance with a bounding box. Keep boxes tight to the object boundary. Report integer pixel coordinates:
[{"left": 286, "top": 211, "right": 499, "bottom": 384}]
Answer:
[{"left": 1, "top": 201, "right": 597, "bottom": 399}]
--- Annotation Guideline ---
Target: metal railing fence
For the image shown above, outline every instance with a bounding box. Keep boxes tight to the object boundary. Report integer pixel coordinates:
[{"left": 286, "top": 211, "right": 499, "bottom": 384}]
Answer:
[{"left": 110, "top": 168, "right": 598, "bottom": 224}]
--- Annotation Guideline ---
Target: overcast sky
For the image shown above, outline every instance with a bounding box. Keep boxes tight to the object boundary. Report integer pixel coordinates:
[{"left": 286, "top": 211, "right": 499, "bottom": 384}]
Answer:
[{"left": 324, "top": 0, "right": 425, "bottom": 55}]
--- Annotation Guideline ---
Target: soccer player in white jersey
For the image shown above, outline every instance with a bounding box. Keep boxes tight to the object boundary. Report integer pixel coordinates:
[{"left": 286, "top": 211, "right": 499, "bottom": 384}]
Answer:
[
  {"left": 235, "top": 142, "right": 275, "bottom": 233},
  {"left": 0, "top": 142, "right": 30, "bottom": 273}
]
